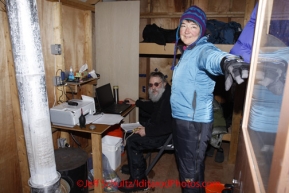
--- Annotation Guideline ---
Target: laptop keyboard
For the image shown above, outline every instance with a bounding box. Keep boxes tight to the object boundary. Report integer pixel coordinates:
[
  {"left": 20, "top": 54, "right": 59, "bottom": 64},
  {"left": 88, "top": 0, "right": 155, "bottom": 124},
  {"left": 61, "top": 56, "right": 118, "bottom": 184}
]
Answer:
[{"left": 104, "top": 104, "right": 131, "bottom": 114}]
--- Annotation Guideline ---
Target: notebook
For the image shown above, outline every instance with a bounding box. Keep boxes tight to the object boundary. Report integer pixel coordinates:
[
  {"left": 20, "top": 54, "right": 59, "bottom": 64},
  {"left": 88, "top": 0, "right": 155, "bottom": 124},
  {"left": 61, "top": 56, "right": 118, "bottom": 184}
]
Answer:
[{"left": 95, "top": 83, "right": 131, "bottom": 114}]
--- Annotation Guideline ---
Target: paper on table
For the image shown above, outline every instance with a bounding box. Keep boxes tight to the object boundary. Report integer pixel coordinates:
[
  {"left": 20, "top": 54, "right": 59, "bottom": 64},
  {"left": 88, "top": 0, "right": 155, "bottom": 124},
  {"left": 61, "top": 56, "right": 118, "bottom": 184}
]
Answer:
[
  {"left": 92, "top": 114, "right": 124, "bottom": 125},
  {"left": 85, "top": 114, "right": 103, "bottom": 124},
  {"left": 121, "top": 122, "right": 142, "bottom": 132},
  {"left": 76, "top": 114, "right": 102, "bottom": 126}
]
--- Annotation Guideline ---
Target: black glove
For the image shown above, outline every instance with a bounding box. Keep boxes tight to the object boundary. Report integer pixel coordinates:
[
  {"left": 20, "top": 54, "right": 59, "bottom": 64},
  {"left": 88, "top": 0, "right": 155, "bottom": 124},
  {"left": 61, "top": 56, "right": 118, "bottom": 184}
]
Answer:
[{"left": 221, "top": 56, "right": 250, "bottom": 91}]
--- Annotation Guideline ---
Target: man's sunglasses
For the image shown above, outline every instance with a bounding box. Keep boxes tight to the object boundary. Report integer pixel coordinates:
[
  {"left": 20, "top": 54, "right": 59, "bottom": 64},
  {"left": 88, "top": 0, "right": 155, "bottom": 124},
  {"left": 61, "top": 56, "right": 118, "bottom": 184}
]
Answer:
[{"left": 149, "top": 82, "right": 162, "bottom": 87}]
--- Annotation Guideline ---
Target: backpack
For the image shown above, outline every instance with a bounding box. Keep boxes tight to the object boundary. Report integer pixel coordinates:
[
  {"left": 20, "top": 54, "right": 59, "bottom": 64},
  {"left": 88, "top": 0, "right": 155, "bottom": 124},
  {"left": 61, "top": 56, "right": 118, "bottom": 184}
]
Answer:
[
  {"left": 206, "top": 19, "right": 242, "bottom": 44},
  {"left": 142, "top": 23, "right": 177, "bottom": 46}
]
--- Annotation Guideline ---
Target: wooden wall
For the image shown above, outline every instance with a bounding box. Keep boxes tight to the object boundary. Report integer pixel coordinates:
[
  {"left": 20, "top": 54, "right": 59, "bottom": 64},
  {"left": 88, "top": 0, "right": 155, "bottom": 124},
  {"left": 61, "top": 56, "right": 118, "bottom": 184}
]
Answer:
[
  {"left": 0, "top": 0, "right": 94, "bottom": 192},
  {"left": 37, "top": 0, "right": 94, "bottom": 106},
  {"left": 138, "top": 0, "right": 256, "bottom": 99},
  {"left": 0, "top": 10, "right": 24, "bottom": 193}
]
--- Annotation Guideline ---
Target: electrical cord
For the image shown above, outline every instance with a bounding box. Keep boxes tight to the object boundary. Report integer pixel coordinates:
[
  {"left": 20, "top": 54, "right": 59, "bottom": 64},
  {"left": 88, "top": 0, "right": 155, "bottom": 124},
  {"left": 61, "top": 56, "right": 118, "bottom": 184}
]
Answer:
[
  {"left": 55, "top": 68, "right": 62, "bottom": 76},
  {"left": 65, "top": 84, "right": 75, "bottom": 99},
  {"left": 123, "top": 128, "right": 140, "bottom": 147},
  {"left": 53, "top": 56, "right": 57, "bottom": 107},
  {"left": 56, "top": 85, "right": 65, "bottom": 104},
  {"left": 70, "top": 132, "right": 81, "bottom": 147}
]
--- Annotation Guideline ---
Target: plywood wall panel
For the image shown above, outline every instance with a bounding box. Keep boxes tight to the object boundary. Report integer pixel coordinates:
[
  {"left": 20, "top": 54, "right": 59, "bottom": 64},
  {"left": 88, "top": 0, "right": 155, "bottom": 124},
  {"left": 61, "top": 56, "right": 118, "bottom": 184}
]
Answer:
[
  {"left": 38, "top": 0, "right": 61, "bottom": 107},
  {"left": 139, "top": 57, "right": 150, "bottom": 99},
  {"left": 193, "top": 0, "right": 208, "bottom": 11},
  {"left": 140, "top": 19, "right": 149, "bottom": 43},
  {"left": 0, "top": 11, "right": 22, "bottom": 193},
  {"left": 151, "top": 0, "right": 178, "bottom": 12},
  {"left": 147, "top": 0, "right": 178, "bottom": 85},
  {"left": 231, "top": 0, "right": 247, "bottom": 12},
  {"left": 62, "top": 6, "right": 87, "bottom": 71},
  {"left": 140, "top": 0, "right": 150, "bottom": 13},
  {"left": 62, "top": 6, "right": 94, "bottom": 98},
  {"left": 206, "top": 0, "right": 231, "bottom": 12},
  {"left": 151, "top": 58, "right": 174, "bottom": 84}
]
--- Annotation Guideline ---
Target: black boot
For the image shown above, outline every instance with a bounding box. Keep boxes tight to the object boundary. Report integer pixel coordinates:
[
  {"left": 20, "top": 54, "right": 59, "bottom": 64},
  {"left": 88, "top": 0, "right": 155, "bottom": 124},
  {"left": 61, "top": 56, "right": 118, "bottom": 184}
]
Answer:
[
  {"left": 120, "top": 164, "right": 130, "bottom": 175},
  {"left": 215, "top": 147, "right": 224, "bottom": 163},
  {"left": 118, "top": 176, "right": 148, "bottom": 192},
  {"left": 206, "top": 144, "right": 215, "bottom": 157}
]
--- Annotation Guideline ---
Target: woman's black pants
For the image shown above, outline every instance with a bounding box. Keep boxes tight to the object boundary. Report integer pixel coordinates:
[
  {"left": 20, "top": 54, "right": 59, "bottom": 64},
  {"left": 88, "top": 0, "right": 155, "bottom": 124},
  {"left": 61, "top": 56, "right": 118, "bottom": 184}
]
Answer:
[{"left": 173, "top": 118, "right": 213, "bottom": 193}]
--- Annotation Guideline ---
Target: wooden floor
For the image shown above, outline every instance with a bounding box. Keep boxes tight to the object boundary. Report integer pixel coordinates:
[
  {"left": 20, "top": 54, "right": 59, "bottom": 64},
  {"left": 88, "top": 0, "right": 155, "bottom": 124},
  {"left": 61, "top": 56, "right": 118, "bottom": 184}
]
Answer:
[{"left": 114, "top": 141, "right": 235, "bottom": 193}]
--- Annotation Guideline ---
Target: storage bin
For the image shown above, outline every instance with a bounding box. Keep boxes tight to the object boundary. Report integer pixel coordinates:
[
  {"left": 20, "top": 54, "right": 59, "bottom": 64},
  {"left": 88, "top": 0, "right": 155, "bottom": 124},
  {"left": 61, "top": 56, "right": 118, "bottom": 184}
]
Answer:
[
  {"left": 205, "top": 183, "right": 225, "bottom": 193},
  {"left": 105, "top": 124, "right": 124, "bottom": 138},
  {"left": 102, "top": 135, "right": 122, "bottom": 170}
]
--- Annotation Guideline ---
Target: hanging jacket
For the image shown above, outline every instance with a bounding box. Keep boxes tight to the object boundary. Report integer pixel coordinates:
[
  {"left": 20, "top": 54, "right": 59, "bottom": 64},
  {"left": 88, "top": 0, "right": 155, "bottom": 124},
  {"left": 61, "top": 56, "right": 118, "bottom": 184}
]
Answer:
[
  {"left": 171, "top": 36, "right": 235, "bottom": 123},
  {"left": 230, "top": 4, "right": 258, "bottom": 63}
]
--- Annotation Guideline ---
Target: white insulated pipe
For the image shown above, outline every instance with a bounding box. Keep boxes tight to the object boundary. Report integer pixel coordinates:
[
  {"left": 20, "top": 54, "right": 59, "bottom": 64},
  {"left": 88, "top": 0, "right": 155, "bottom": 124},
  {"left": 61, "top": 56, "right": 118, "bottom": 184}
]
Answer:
[{"left": 6, "top": 0, "right": 60, "bottom": 190}]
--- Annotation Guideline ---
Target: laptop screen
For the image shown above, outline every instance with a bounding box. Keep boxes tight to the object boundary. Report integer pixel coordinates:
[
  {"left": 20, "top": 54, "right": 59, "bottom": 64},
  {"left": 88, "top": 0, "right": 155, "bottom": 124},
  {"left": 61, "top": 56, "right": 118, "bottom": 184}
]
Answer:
[{"left": 95, "top": 83, "right": 114, "bottom": 109}]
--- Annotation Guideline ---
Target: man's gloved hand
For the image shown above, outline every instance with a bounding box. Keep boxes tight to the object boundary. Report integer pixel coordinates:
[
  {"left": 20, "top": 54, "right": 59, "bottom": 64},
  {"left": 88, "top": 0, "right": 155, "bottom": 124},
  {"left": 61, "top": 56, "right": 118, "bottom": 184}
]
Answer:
[{"left": 221, "top": 56, "right": 250, "bottom": 91}]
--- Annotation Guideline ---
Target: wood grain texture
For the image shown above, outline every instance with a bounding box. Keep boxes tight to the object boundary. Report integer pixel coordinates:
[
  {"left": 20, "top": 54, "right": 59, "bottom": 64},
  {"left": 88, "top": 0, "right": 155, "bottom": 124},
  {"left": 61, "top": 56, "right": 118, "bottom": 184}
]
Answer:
[{"left": 0, "top": 11, "right": 25, "bottom": 193}]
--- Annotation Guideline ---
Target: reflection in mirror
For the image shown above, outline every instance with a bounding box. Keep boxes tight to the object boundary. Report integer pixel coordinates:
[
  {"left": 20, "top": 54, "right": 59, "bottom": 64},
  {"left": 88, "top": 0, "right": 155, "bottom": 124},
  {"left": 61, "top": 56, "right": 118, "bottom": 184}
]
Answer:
[
  {"left": 248, "top": 10, "right": 289, "bottom": 190},
  {"left": 248, "top": 46, "right": 289, "bottom": 189}
]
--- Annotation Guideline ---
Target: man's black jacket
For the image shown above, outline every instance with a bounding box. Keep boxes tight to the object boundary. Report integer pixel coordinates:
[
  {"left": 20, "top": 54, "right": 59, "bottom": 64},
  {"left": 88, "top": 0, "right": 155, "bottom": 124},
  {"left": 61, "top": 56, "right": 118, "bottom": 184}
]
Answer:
[{"left": 135, "top": 84, "right": 172, "bottom": 137}]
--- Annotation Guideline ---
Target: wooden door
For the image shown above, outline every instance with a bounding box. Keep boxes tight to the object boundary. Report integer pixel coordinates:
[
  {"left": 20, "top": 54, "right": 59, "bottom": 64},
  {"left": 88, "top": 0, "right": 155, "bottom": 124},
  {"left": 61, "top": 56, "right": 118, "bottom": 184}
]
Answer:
[{"left": 233, "top": 0, "right": 289, "bottom": 192}]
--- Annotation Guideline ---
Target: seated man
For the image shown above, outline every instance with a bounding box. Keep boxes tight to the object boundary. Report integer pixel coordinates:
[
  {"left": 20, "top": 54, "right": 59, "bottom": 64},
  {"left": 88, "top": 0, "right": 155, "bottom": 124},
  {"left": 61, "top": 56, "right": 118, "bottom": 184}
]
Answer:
[{"left": 118, "top": 71, "right": 172, "bottom": 192}]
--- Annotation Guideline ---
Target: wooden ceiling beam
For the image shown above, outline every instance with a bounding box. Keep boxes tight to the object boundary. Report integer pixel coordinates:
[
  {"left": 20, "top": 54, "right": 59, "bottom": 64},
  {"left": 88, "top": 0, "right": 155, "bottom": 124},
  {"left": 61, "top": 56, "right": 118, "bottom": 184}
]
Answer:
[{"left": 46, "top": 0, "right": 95, "bottom": 11}]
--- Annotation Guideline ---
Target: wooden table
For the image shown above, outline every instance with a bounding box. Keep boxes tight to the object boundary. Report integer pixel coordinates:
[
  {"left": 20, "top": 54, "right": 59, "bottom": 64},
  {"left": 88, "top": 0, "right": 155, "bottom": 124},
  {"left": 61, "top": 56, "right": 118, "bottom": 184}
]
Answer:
[{"left": 52, "top": 105, "right": 135, "bottom": 193}]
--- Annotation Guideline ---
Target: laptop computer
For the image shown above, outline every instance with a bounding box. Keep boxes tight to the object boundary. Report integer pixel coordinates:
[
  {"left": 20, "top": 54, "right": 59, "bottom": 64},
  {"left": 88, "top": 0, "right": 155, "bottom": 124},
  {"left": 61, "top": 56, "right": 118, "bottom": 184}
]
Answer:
[{"left": 95, "top": 83, "right": 131, "bottom": 114}]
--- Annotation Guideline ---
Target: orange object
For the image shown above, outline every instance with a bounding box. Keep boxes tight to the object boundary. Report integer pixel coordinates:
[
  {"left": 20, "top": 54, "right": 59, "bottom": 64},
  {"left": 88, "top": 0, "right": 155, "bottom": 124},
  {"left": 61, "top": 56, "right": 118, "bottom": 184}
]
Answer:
[
  {"left": 105, "top": 124, "right": 124, "bottom": 138},
  {"left": 205, "top": 182, "right": 225, "bottom": 193}
]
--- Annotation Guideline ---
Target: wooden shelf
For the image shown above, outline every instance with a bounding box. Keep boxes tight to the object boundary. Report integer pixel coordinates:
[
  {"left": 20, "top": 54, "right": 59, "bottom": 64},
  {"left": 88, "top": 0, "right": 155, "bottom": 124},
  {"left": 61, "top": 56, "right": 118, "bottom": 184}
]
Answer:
[
  {"left": 222, "top": 126, "right": 232, "bottom": 141},
  {"left": 65, "top": 77, "right": 98, "bottom": 94},
  {"left": 140, "top": 12, "right": 245, "bottom": 19},
  {"left": 139, "top": 42, "right": 233, "bottom": 55},
  {"left": 139, "top": 42, "right": 177, "bottom": 55}
]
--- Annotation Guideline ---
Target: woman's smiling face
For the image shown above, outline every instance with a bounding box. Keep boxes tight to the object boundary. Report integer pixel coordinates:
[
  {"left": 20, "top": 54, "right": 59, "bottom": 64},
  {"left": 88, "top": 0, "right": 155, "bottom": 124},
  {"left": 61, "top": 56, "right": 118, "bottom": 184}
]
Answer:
[{"left": 179, "top": 20, "right": 201, "bottom": 46}]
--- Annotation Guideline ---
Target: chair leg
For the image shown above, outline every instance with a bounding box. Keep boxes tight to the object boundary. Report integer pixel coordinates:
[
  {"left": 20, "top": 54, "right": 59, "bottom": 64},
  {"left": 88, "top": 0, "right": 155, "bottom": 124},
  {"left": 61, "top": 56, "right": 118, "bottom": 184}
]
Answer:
[{"left": 145, "top": 134, "right": 173, "bottom": 176}]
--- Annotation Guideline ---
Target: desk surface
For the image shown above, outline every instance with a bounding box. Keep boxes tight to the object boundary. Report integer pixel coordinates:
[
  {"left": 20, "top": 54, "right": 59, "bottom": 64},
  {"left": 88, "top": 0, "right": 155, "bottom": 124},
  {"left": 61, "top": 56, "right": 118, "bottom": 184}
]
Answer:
[
  {"left": 51, "top": 123, "right": 111, "bottom": 134},
  {"left": 51, "top": 105, "right": 135, "bottom": 133}
]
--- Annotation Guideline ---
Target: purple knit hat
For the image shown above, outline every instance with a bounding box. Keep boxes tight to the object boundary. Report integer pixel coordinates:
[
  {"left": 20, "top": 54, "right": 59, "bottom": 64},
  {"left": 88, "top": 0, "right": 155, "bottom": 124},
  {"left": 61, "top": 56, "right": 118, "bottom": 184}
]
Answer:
[
  {"left": 171, "top": 6, "right": 207, "bottom": 70},
  {"left": 178, "top": 6, "right": 207, "bottom": 39}
]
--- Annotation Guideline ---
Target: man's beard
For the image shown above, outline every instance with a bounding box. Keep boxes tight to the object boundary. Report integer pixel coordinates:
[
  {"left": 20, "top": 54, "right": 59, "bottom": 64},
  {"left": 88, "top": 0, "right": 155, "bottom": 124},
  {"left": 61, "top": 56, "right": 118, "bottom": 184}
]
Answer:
[{"left": 149, "top": 86, "right": 165, "bottom": 102}]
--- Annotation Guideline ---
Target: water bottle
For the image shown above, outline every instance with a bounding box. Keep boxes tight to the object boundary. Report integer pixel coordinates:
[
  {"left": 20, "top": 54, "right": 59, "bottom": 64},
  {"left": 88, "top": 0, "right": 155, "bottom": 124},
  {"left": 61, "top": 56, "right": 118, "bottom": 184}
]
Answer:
[
  {"left": 113, "top": 86, "right": 119, "bottom": 104},
  {"left": 68, "top": 66, "right": 75, "bottom": 81}
]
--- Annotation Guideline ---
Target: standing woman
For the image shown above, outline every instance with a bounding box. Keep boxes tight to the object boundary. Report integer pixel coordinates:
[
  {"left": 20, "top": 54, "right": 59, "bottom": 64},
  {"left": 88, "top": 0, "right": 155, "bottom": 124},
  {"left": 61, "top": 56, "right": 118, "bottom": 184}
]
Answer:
[{"left": 170, "top": 6, "right": 249, "bottom": 193}]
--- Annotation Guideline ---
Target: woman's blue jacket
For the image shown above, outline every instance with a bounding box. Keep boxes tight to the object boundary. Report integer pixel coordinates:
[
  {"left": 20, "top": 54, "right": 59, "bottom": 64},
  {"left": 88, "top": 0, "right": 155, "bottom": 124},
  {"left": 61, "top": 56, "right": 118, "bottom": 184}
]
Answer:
[{"left": 171, "top": 36, "right": 234, "bottom": 122}]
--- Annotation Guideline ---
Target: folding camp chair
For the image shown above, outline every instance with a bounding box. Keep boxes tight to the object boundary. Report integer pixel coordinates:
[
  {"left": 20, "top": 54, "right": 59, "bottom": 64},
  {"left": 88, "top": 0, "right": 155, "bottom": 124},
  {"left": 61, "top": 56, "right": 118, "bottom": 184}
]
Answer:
[
  {"left": 145, "top": 133, "right": 174, "bottom": 175},
  {"left": 120, "top": 133, "right": 174, "bottom": 175}
]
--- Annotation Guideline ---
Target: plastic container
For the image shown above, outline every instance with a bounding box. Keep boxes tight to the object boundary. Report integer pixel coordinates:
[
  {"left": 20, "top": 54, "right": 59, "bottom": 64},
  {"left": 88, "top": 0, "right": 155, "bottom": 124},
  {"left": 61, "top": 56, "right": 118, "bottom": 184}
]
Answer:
[
  {"left": 106, "top": 125, "right": 124, "bottom": 138},
  {"left": 68, "top": 66, "right": 75, "bottom": 81},
  {"left": 205, "top": 182, "right": 225, "bottom": 193},
  {"left": 102, "top": 135, "right": 122, "bottom": 170}
]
